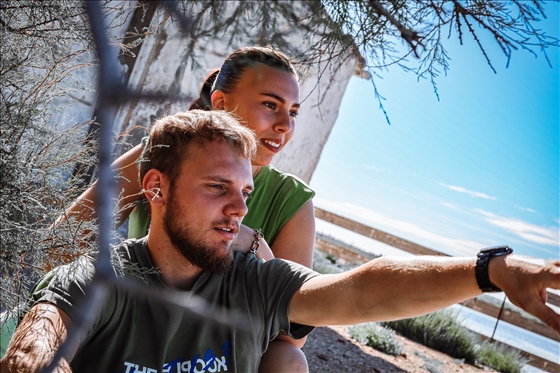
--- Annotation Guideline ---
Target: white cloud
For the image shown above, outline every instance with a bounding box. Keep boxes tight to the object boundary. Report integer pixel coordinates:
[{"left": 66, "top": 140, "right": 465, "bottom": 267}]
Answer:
[
  {"left": 441, "top": 202, "right": 457, "bottom": 210},
  {"left": 440, "top": 183, "right": 496, "bottom": 200},
  {"left": 476, "top": 209, "right": 559, "bottom": 247},
  {"left": 515, "top": 205, "right": 536, "bottom": 214}
]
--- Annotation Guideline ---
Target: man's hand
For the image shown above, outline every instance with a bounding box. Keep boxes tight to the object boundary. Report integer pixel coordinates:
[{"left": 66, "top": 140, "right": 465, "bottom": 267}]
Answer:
[
  {"left": 0, "top": 303, "right": 75, "bottom": 373},
  {"left": 490, "top": 255, "right": 560, "bottom": 334}
]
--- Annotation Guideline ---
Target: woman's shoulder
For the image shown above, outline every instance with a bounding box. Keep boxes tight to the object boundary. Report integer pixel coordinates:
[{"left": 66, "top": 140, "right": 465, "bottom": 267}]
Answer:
[
  {"left": 262, "top": 165, "right": 313, "bottom": 191},
  {"left": 245, "top": 166, "right": 315, "bottom": 244}
]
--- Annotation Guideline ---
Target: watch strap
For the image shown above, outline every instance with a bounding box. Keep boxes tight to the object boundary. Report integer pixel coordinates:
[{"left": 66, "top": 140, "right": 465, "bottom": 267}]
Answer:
[{"left": 475, "top": 245, "right": 513, "bottom": 292}]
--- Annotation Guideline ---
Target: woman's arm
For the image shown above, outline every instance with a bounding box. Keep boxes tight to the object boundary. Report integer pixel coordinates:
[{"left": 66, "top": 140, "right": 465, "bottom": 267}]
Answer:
[
  {"left": 59, "top": 144, "right": 144, "bottom": 228},
  {"left": 269, "top": 200, "right": 315, "bottom": 268},
  {"left": 263, "top": 200, "right": 315, "bottom": 349}
]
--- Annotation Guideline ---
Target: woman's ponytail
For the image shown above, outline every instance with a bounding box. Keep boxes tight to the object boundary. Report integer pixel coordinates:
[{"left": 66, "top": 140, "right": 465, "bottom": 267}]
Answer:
[{"left": 189, "top": 69, "right": 220, "bottom": 111}]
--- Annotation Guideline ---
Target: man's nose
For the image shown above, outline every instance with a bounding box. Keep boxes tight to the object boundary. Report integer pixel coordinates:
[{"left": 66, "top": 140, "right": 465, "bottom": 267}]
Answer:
[{"left": 223, "top": 191, "right": 249, "bottom": 218}]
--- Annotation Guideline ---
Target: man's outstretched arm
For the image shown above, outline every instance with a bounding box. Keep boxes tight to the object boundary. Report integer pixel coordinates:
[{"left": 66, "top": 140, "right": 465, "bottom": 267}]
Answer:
[
  {"left": 1, "top": 303, "right": 75, "bottom": 373},
  {"left": 289, "top": 254, "right": 560, "bottom": 334}
]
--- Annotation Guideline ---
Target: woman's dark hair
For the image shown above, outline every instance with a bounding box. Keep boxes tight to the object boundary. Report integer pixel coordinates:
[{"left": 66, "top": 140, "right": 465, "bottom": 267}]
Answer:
[
  {"left": 188, "top": 69, "right": 220, "bottom": 111},
  {"left": 189, "top": 46, "right": 298, "bottom": 111}
]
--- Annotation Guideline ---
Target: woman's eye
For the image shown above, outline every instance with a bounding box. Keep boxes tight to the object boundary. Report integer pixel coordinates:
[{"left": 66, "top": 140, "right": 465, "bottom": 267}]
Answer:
[
  {"left": 290, "top": 110, "right": 299, "bottom": 118},
  {"left": 264, "top": 102, "right": 276, "bottom": 110}
]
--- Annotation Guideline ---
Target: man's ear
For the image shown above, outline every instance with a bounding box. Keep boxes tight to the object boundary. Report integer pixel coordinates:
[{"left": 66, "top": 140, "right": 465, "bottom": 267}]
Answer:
[
  {"left": 211, "top": 90, "right": 226, "bottom": 110},
  {"left": 142, "top": 169, "right": 166, "bottom": 206}
]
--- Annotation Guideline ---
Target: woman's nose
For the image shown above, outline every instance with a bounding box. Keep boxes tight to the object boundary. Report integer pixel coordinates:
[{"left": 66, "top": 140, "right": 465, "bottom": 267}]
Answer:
[{"left": 273, "top": 111, "right": 294, "bottom": 134}]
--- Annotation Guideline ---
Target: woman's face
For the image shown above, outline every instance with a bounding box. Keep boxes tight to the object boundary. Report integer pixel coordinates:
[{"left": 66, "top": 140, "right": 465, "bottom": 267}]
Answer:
[{"left": 211, "top": 63, "right": 300, "bottom": 167}]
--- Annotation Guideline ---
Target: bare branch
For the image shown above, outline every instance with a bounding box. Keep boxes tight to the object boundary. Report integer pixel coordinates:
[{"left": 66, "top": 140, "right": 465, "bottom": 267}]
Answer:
[{"left": 368, "top": 0, "right": 424, "bottom": 58}]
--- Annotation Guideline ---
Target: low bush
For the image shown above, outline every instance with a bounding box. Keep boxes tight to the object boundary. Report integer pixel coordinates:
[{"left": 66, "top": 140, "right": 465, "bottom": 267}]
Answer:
[
  {"left": 312, "top": 250, "right": 357, "bottom": 274},
  {"left": 349, "top": 322, "right": 404, "bottom": 356},
  {"left": 379, "top": 309, "right": 529, "bottom": 373},
  {"left": 381, "top": 309, "right": 478, "bottom": 364},
  {"left": 476, "top": 339, "right": 528, "bottom": 373}
]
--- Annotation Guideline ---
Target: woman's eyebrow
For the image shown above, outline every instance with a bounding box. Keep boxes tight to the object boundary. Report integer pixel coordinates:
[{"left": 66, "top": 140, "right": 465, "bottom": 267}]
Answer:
[{"left": 261, "top": 93, "right": 300, "bottom": 108}]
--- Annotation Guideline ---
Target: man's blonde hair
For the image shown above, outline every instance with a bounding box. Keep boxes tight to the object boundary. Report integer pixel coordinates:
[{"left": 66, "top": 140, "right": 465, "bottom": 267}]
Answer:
[{"left": 139, "top": 110, "right": 257, "bottom": 183}]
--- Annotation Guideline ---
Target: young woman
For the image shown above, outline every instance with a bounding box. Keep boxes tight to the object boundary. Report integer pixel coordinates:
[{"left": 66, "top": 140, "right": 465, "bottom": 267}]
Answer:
[{"left": 66, "top": 47, "right": 316, "bottom": 372}]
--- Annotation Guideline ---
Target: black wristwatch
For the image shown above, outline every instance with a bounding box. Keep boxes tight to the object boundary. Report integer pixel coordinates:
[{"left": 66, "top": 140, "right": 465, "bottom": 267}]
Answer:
[{"left": 475, "top": 245, "right": 513, "bottom": 292}]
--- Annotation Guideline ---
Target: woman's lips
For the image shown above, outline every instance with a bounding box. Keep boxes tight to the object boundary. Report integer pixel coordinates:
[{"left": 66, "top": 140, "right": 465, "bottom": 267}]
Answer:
[{"left": 261, "top": 139, "right": 282, "bottom": 153}]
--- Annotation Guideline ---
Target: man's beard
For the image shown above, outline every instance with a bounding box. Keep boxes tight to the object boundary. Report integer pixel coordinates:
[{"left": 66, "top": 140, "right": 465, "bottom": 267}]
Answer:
[{"left": 163, "top": 186, "right": 234, "bottom": 275}]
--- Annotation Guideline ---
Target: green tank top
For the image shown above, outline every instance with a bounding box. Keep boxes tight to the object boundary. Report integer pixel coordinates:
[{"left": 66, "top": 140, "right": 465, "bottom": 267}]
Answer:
[{"left": 128, "top": 164, "right": 314, "bottom": 246}]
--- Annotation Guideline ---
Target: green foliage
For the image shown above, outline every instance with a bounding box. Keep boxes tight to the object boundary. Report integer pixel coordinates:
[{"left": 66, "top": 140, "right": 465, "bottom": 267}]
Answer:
[
  {"left": 476, "top": 339, "right": 528, "bottom": 373},
  {"left": 382, "top": 310, "right": 478, "bottom": 363},
  {"left": 381, "top": 310, "right": 529, "bottom": 372},
  {"left": 349, "top": 322, "right": 404, "bottom": 356},
  {"left": 350, "top": 313, "right": 529, "bottom": 373}
]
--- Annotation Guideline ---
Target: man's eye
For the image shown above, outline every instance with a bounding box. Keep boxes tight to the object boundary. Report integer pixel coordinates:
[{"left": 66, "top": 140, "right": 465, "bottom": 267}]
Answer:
[
  {"left": 243, "top": 192, "right": 252, "bottom": 200},
  {"left": 211, "top": 184, "right": 224, "bottom": 190}
]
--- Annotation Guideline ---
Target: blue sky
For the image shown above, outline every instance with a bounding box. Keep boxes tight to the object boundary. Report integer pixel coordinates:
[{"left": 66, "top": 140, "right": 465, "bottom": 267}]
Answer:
[{"left": 310, "top": 3, "right": 559, "bottom": 260}]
